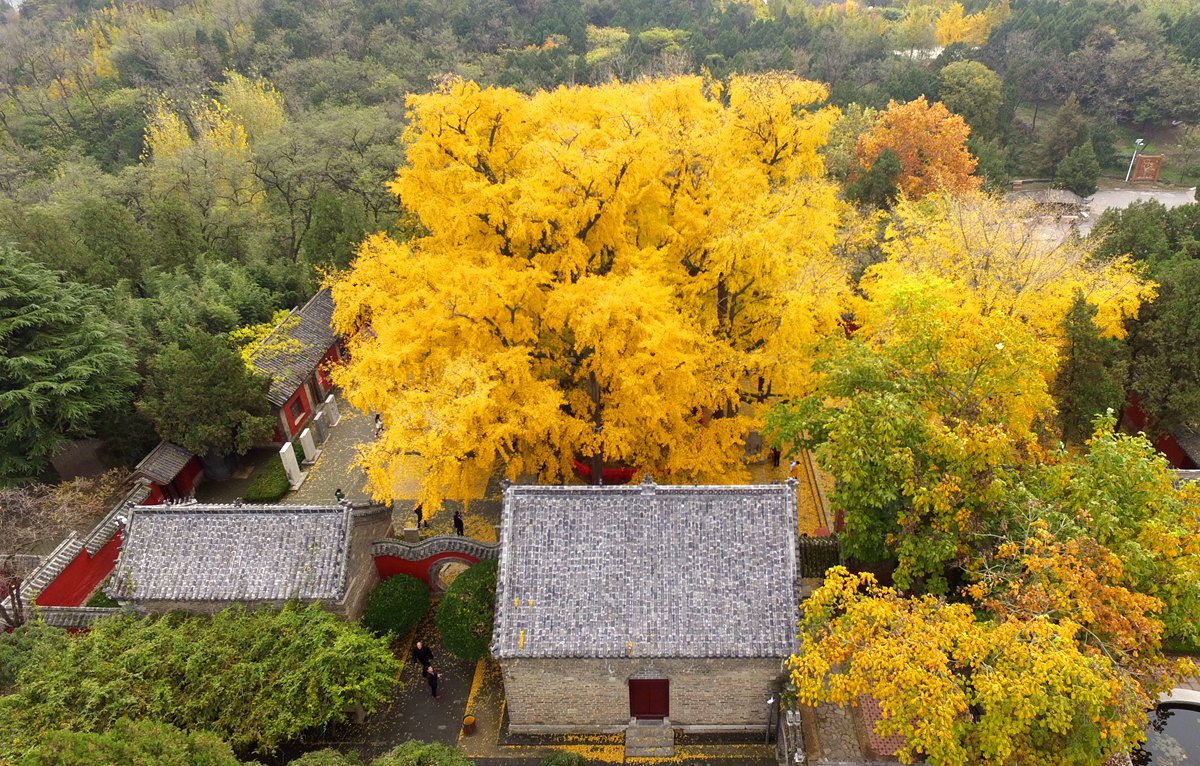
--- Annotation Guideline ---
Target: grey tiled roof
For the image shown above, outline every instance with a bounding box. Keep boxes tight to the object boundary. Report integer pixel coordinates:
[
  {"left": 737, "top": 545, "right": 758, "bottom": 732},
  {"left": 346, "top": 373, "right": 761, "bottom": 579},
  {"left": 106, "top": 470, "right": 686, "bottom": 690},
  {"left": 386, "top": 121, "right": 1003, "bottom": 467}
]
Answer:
[
  {"left": 1176, "top": 427, "right": 1200, "bottom": 467},
  {"left": 133, "top": 441, "right": 195, "bottom": 484},
  {"left": 492, "top": 481, "right": 799, "bottom": 660},
  {"left": 1173, "top": 470, "right": 1200, "bottom": 486},
  {"left": 109, "top": 504, "right": 351, "bottom": 602},
  {"left": 248, "top": 288, "right": 336, "bottom": 407}
]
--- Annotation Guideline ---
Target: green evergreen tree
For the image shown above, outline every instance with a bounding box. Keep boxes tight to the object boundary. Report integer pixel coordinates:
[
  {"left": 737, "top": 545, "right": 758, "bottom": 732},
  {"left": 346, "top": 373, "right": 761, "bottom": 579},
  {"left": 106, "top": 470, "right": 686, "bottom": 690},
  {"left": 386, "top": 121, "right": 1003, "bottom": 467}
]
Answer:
[
  {"left": 1053, "top": 294, "right": 1126, "bottom": 445},
  {"left": 0, "top": 247, "right": 136, "bottom": 484},
  {"left": 1127, "top": 259, "right": 1200, "bottom": 435},
  {"left": 137, "top": 330, "right": 275, "bottom": 457},
  {"left": 1054, "top": 140, "right": 1100, "bottom": 196},
  {"left": 1030, "top": 95, "right": 1086, "bottom": 177},
  {"left": 847, "top": 148, "right": 902, "bottom": 209}
]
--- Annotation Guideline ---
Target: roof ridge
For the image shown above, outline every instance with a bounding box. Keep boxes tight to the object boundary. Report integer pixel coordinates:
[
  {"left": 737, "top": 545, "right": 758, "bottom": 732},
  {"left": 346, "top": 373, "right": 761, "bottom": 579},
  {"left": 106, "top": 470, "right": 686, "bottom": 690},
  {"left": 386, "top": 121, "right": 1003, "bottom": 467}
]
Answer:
[{"left": 131, "top": 503, "right": 347, "bottom": 514}]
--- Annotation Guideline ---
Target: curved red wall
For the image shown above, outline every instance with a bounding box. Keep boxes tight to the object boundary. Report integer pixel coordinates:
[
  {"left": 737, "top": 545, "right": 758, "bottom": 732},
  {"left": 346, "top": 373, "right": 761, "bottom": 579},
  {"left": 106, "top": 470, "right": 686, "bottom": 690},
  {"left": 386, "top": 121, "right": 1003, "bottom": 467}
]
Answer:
[{"left": 375, "top": 551, "right": 481, "bottom": 587}]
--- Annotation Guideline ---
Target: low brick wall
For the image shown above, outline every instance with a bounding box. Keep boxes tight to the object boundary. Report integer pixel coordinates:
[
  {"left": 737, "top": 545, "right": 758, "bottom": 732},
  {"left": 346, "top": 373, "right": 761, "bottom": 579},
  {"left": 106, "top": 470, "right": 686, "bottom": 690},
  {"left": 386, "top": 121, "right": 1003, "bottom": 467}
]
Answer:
[{"left": 500, "top": 656, "right": 785, "bottom": 733}]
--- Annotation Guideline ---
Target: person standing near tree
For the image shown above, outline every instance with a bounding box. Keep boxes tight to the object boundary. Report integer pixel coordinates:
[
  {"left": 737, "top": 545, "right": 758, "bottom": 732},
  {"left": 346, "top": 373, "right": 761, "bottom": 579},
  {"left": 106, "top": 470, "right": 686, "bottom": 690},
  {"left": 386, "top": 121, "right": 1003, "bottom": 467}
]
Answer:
[
  {"left": 453, "top": 510, "right": 464, "bottom": 536},
  {"left": 413, "top": 503, "right": 425, "bottom": 529}
]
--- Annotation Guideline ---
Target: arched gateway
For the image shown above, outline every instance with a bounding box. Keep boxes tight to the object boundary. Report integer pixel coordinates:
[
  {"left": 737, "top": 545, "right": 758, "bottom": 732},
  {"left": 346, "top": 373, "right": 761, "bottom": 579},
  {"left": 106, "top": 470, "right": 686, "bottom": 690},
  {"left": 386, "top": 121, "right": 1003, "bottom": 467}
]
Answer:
[{"left": 372, "top": 536, "right": 499, "bottom": 594}]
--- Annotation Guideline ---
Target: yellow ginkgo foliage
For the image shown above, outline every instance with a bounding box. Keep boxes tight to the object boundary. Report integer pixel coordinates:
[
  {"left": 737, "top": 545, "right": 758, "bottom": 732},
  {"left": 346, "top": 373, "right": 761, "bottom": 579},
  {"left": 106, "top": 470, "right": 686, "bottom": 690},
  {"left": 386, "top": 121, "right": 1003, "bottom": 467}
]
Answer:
[
  {"left": 934, "top": 1, "right": 1008, "bottom": 46},
  {"left": 332, "top": 74, "right": 852, "bottom": 509},
  {"left": 790, "top": 567, "right": 1163, "bottom": 766},
  {"left": 873, "top": 191, "right": 1154, "bottom": 345}
]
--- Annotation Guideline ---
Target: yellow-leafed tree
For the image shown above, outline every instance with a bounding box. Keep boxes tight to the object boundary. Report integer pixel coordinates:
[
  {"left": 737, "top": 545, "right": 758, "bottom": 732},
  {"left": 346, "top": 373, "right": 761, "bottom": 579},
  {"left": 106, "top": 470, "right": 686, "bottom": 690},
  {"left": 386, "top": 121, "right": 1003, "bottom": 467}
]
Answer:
[
  {"left": 874, "top": 192, "right": 1154, "bottom": 344},
  {"left": 855, "top": 96, "right": 980, "bottom": 199},
  {"left": 331, "top": 75, "right": 851, "bottom": 509},
  {"left": 790, "top": 568, "right": 1173, "bottom": 766}
]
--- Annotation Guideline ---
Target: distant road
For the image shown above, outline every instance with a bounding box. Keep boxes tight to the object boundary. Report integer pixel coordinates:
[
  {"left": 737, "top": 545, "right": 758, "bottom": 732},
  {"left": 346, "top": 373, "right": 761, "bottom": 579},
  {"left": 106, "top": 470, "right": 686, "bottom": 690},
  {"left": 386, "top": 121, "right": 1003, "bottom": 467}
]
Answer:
[{"left": 1079, "top": 188, "right": 1197, "bottom": 235}]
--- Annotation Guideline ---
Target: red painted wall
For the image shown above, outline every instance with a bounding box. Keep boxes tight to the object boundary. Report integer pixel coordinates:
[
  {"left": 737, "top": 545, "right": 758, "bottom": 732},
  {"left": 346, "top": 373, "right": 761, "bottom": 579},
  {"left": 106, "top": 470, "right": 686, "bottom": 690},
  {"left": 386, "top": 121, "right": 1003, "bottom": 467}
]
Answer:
[
  {"left": 316, "top": 345, "right": 340, "bottom": 396},
  {"left": 282, "top": 385, "right": 312, "bottom": 438},
  {"left": 35, "top": 531, "right": 122, "bottom": 607},
  {"left": 1122, "top": 396, "right": 1197, "bottom": 469},
  {"left": 175, "top": 457, "right": 203, "bottom": 494},
  {"left": 571, "top": 460, "right": 636, "bottom": 485},
  {"left": 375, "top": 551, "right": 481, "bottom": 587}
]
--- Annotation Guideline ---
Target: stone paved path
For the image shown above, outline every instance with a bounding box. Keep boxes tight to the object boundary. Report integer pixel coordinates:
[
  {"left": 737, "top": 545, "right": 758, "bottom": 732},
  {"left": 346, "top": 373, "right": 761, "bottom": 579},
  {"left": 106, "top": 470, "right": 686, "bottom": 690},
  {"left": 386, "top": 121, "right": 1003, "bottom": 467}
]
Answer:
[
  {"left": 286, "top": 395, "right": 374, "bottom": 506},
  {"left": 811, "top": 702, "right": 863, "bottom": 762}
]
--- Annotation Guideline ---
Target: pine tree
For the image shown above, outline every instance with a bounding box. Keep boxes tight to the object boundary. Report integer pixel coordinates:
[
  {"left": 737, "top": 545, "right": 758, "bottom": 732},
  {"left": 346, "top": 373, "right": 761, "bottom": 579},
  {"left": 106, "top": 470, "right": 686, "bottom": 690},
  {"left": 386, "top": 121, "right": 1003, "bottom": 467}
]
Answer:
[
  {"left": 1054, "top": 140, "right": 1100, "bottom": 197},
  {"left": 0, "top": 247, "right": 135, "bottom": 484},
  {"left": 1053, "top": 293, "right": 1126, "bottom": 444}
]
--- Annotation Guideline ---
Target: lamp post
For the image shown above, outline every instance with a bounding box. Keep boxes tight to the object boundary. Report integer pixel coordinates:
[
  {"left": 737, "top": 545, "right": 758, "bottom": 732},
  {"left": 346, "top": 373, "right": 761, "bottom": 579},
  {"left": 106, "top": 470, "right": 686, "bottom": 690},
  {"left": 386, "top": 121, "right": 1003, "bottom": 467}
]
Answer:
[{"left": 1125, "top": 138, "right": 1146, "bottom": 184}]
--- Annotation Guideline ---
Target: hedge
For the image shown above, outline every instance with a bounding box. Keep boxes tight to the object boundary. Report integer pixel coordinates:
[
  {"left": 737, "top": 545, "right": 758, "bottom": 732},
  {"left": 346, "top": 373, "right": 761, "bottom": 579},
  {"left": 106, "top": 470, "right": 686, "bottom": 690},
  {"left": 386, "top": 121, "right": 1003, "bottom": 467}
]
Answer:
[
  {"left": 243, "top": 443, "right": 307, "bottom": 503},
  {"left": 434, "top": 559, "right": 497, "bottom": 663},
  {"left": 361, "top": 575, "right": 429, "bottom": 638}
]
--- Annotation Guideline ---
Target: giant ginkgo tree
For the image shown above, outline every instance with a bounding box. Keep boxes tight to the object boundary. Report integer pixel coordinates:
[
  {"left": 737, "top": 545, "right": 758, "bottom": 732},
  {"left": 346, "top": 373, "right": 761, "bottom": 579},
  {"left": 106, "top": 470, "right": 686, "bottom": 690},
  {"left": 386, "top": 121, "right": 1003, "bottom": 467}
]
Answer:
[{"left": 331, "top": 74, "right": 851, "bottom": 507}]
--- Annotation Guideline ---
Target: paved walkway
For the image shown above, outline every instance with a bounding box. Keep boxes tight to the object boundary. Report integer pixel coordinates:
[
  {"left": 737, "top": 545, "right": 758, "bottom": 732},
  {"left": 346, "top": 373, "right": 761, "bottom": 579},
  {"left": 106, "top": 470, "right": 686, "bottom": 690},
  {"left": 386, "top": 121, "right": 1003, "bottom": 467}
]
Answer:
[
  {"left": 302, "top": 615, "right": 479, "bottom": 762},
  {"left": 287, "top": 396, "right": 374, "bottom": 506},
  {"left": 1077, "top": 187, "right": 1196, "bottom": 235}
]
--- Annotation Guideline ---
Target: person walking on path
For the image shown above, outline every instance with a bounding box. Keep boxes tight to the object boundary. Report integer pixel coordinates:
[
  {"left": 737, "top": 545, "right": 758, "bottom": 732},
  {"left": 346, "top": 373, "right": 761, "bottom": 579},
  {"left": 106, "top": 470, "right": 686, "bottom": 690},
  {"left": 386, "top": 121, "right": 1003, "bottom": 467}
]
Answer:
[
  {"left": 453, "top": 510, "right": 464, "bottom": 536},
  {"left": 424, "top": 664, "right": 442, "bottom": 699},
  {"left": 335, "top": 488, "right": 345, "bottom": 503},
  {"left": 412, "top": 640, "right": 433, "bottom": 669},
  {"left": 413, "top": 503, "right": 425, "bottom": 529},
  {"left": 374, "top": 413, "right": 383, "bottom": 439}
]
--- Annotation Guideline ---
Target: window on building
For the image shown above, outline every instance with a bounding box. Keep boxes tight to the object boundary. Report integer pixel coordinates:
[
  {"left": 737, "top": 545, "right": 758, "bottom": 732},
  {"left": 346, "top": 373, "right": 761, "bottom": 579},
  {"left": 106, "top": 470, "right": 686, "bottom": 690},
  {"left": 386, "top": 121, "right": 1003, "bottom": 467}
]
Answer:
[{"left": 289, "top": 396, "right": 305, "bottom": 423}]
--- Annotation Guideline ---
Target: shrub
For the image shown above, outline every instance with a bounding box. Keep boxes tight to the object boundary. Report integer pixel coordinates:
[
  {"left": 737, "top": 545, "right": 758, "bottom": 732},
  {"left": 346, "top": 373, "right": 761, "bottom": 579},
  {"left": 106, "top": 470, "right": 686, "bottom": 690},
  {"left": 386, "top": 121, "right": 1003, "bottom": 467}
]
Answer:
[
  {"left": 289, "top": 750, "right": 364, "bottom": 766},
  {"left": 244, "top": 442, "right": 307, "bottom": 503},
  {"left": 18, "top": 718, "right": 242, "bottom": 766},
  {"left": 361, "top": 575, "right": 429, "bottom": 638},
  {"left": 542, "top": 754, "right": 591, "bottom": 766},
  {"left": 243, "top": 457, "right": 291, "bottom": 502},
  {"left": 0, "top": 603, "right": 400, "bottom": 755},
  {"left": 373, "top": 741, "right": 473, "bottom": 766},
  {"left": 435, "top": 559, "right": 497, "bottom": 663},
  {"left": 85, "top": 586, "right": 118, "bottom": 608},
  {"left": 0, "top": 620, "right": 67, "bottom": 693}
]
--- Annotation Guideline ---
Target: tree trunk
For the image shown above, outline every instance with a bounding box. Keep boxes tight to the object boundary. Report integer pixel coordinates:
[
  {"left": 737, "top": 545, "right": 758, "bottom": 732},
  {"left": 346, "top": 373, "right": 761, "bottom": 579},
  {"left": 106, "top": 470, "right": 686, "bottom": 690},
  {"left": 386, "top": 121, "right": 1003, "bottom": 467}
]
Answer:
[{"left": 587, "top": 371, "right": 602, "bottom": 485}]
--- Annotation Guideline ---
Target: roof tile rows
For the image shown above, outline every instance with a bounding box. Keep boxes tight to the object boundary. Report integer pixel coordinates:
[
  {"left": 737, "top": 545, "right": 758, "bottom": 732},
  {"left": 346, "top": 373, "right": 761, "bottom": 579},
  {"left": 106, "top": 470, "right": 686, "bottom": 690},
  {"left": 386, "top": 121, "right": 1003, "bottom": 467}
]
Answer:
[
  {"left": 132, "top": 441, "right": 195, "bottom": 484},
  {"left": 492, "top": 482, "right": 799, "bottom": 660},
  {"left": 248, "top": 288, "right": 336, "bottom": 407},
  {"left": 109, "top": 504, "right": 351, "bottom": 603},
  {"left": 1176, "top": 427, "right": 1200, "bottom": 467}
]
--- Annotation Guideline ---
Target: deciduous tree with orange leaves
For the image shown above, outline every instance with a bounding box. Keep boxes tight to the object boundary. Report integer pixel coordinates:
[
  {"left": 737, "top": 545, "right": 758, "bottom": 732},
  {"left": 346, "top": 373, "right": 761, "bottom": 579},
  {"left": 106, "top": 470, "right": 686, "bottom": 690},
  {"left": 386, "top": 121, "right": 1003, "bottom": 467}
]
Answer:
[
  {"left": 855, "top": 96, "right": 980, "bottom": 199},
  {"left": 790, "top": 567, "right": 1181, "bottom": 766},
  {"left": 331, "top": 75, "right": 851, "bottom": 510}
]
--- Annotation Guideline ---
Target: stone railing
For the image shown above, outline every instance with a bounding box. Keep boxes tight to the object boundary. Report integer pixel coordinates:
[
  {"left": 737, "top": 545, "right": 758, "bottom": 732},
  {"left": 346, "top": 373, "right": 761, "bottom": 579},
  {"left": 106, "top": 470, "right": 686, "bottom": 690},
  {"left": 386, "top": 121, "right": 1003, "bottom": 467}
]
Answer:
[{"left": 372, "top": 535, "right": 500, "bottom": 562}]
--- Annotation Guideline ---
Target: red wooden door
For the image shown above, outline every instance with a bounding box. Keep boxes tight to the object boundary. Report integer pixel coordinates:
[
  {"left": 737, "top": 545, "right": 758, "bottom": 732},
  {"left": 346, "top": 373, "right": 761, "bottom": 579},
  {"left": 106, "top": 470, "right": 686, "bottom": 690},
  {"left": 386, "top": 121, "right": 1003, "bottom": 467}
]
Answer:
[{"left": 629, "top": 678, "right": 669, "bottom": 720}]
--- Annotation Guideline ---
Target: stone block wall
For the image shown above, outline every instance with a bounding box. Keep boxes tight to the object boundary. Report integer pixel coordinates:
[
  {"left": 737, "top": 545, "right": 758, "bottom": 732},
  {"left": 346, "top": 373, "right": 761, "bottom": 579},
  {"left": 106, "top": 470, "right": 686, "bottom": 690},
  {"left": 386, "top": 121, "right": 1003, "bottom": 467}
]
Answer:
[
  {"left": 341, "top": 507, "right": 392, "bottom": 619},
  {"left": 500, "top": 656, "right": 784, "bottom": 733}
]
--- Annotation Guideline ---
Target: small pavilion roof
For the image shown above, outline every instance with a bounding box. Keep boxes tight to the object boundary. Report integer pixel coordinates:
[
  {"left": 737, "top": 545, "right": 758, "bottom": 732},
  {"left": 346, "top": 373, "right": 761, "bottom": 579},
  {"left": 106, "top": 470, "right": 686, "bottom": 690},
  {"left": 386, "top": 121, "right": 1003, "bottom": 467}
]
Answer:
[{"left": 132, "top": 441, "right": 195, "bottom": 485}]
